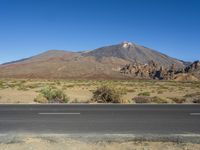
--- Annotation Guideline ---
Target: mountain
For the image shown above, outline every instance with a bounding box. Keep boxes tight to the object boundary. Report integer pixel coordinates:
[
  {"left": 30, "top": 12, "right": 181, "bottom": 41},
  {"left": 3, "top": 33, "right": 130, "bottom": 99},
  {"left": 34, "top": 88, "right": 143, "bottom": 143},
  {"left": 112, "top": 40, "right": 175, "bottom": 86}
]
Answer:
[
  {"left": 83, "top": 42, "right": 184, "bottom": 67},
  {"left": 0, "top": 41, "right": 187, "bottom": 79}
]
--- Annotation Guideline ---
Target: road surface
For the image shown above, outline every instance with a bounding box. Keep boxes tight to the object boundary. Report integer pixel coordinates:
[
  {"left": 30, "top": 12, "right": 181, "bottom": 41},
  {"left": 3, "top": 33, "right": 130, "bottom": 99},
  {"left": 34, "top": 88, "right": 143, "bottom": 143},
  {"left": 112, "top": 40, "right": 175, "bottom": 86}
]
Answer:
[{"left": 0, "top": 104, "right": 200, "bottom": 135}]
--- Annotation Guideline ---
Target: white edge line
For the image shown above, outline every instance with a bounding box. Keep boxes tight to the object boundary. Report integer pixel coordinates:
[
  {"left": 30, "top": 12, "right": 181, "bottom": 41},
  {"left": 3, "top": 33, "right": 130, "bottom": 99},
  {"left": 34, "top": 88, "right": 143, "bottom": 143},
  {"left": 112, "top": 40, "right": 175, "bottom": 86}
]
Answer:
[{"left": 38, "top": 113, "right": 81, "bottom": 115}]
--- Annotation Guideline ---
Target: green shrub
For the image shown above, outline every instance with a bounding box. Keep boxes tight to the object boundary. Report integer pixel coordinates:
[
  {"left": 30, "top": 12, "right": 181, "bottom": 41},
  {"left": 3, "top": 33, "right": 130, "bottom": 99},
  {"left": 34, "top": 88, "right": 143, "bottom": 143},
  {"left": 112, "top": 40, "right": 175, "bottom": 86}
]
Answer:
[
  {"left": 35, "top": 86, "right": 69, "bottom": 103},
  {"left": 138, "top": 92, "right": 150, "bottom": 97},
  {"left": 91, "top": 85, "right": 126, "bottom": 103}
]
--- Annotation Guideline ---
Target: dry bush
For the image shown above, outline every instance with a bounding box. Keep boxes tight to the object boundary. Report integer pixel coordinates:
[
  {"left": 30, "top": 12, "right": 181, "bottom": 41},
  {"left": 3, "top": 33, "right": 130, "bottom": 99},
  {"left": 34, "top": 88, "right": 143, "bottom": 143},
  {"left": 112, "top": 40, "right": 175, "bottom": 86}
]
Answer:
[
  {"left": 193, "top": 99, "right": 200, "bottom": 103},
  {"left": 35, "top": 86, "right": 69, "bottom": 103},
  {"left": 151, "top": 96, "right": 168, "bottom": 103},
  {"left": 133, "top": 96, "right": 152, "bottom": 103},
  {"left": 126, "top": 89, "right": 136, "bottom": 93},
  {"left": 91, "top": 85, "right": 126, "bottom": 103},
  {"left": 184, "top": 92, "right": 200, "bottom": 98},
  {"left": 133, "top": 96, "right": 168, "bottom": 103},
  {"left": 34, "top": 94, "right": 48, "bottom": 103},
  {"left": 157, "top": 90, "right": 164, "bottom": 94},
  {"left": 184, "top": 92, "right": 200, "bottom": 103},
  {"left": 170, "top": 97, "right": 186, "bottom": 103}
]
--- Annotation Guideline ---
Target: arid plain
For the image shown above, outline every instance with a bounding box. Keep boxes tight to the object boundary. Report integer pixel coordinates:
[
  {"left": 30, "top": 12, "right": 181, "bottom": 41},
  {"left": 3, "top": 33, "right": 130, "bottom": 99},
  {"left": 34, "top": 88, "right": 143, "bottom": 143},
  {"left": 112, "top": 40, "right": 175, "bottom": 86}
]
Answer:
[{"left": 0, "top": 79, "right": 199, "bottom": 104}]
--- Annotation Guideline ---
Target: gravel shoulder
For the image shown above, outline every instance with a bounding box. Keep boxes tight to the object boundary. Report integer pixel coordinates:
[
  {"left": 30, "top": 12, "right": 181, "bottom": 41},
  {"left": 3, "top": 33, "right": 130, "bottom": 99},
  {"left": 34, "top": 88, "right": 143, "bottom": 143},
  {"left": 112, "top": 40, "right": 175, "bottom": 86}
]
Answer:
[{"left": 0, "top": 134, "right": 200, "bottom": 150}]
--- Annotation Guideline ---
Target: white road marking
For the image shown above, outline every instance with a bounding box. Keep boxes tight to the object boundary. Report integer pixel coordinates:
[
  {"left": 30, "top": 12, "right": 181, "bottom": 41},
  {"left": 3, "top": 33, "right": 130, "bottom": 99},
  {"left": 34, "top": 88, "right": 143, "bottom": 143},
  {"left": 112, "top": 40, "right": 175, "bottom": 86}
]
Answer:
[
  {"left": 38, "top": 113, "right": 81, "bottom": 115},
  {"left": 190, "top": 113, "right": 200, "bottom": 116}
]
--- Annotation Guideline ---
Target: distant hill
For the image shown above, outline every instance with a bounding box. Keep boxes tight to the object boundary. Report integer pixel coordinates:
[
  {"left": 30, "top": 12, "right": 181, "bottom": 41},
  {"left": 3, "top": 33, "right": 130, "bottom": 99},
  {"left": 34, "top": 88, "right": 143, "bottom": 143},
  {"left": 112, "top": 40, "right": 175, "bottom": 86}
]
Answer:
[{"left": 0, "top": 41, "right": 187, "bottom": 79}]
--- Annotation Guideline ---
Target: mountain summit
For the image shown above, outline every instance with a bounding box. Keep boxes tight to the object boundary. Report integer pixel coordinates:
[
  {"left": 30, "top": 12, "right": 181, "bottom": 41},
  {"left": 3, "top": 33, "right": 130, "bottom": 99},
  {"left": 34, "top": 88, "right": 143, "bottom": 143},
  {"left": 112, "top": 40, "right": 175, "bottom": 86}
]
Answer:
[
  {"left": 0, "top": 42, "right": 186, "bottom": 79},
  {"left": 83, "top": 42, "right": 184, "bottom": 67}
]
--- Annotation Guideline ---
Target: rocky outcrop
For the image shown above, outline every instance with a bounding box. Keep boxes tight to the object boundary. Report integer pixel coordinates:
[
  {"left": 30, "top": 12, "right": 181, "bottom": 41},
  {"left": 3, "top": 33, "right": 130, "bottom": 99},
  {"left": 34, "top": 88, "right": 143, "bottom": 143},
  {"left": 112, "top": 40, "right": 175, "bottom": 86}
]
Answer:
[
  {"left": 185, "top": 61, "right": 200, "bottom": 72},
  {"left": 120, "top": 60, "right": 200, "bottom": 80},
  {"left": 184, "top": 61, "right": 200, "bottom": 79}
]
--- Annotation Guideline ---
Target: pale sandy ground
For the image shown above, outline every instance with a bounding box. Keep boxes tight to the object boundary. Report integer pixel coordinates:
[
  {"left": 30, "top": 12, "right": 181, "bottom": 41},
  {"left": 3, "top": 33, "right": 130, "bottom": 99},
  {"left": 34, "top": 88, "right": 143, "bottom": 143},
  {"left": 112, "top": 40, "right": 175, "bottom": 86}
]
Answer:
[{"left": 0, "top": 136, "right": 200, "bottom": 150}]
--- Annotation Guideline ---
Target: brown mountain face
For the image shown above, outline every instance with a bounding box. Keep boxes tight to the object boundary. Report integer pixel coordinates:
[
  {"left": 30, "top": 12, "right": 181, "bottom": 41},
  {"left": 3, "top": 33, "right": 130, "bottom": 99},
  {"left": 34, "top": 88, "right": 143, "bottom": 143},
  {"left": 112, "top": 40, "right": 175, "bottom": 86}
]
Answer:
[{"left": 0, "top": 42, "right": 187, "bottom": 79}]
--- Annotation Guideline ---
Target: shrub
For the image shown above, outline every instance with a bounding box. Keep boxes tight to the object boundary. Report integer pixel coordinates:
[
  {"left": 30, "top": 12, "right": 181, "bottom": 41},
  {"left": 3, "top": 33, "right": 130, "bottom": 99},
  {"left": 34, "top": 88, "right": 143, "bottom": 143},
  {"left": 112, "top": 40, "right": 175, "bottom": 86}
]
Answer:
[
  {"left": 133, "top": 96, "right": 152, "bottom": 103},
  {"left": 35, "top": 86, "right": 69, "bottom": 103},
  {"left": 126, "top": 89, "right": 136, "bottom": 93},
  {"left": 184, "top": 92, "right": 200, "bottom": 98},
  {"left": 138, "top": 92, "right": 150, "bottom": 97},
  {"left": 17, "top": 85, "right": 28, "bottom": 91},
  {"left": 0, "top": 81, "right": 4, "bottom": 89},
  {"left": 184, "top": 92, "right": 200, "bottom": 103},
  {"left": 157, "top": 90, "right": 164, "bottom": 94},
  {"left": 151, "top": 96, "right": 168, "bottom": 103},
  {"left": 91, "top": 85, "right": 126, "bottom": 103},
  {"left": 34, "top": 94, "right": 48, "bottom": 103},
  {"left": 170, "top": 97, "right": 186, "bottom": 104},
  {"left": 133, "top": 96, "right": 168, "bottom": 103},
  {"left": 193, "top": 98, "right": 200, "bottom": 103}
]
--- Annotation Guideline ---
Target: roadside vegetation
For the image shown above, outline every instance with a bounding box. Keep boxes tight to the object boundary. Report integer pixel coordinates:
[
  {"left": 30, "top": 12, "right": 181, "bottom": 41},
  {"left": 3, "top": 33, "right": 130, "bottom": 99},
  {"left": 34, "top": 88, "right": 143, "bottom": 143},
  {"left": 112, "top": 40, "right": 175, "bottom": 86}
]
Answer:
[
  {"left": 34, "top": 86, "right": 69, "bottom": 103},
  {"left": 91, "top": 85, "right": 127, "bottom": 103},
  {"left": 133, "top": 96, "right": 168, "bottom": 103},
  {"left": 0, "top": 79, "right": 200, "bottom": 104}
]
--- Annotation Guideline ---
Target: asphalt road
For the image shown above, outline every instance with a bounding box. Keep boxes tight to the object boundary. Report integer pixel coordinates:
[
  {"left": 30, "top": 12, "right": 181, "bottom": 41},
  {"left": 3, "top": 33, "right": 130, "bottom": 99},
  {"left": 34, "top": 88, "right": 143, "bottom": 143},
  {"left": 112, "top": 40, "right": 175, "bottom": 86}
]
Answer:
[{"left": 0, "top": 104, "right": 200, "bottom": 135}]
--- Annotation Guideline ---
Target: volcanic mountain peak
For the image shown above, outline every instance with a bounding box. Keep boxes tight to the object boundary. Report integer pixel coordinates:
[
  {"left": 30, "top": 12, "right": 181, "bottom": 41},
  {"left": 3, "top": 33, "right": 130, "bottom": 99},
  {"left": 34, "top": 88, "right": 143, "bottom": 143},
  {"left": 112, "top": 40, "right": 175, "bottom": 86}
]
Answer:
[
  {"left": 82, "top": 42, "right": 185, "bottom": 68},
  {"left": 121, "top": 41, "right": 134, "bottom": 48}
]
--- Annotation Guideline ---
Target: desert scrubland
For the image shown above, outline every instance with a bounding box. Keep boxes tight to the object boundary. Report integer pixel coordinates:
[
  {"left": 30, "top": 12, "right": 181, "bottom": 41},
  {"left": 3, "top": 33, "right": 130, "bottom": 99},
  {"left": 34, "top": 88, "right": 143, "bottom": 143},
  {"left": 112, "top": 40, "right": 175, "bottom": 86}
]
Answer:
[{"left": 0, "top": 79, "right": 199, "bottom": 104}]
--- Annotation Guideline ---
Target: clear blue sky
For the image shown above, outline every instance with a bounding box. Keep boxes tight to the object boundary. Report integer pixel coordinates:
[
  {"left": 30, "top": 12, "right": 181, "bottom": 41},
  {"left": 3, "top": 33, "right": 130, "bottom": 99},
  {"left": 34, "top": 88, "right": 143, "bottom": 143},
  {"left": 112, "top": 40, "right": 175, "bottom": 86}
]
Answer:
[{"left": 0, "top": 0, "right": 200, "bottom": 64}]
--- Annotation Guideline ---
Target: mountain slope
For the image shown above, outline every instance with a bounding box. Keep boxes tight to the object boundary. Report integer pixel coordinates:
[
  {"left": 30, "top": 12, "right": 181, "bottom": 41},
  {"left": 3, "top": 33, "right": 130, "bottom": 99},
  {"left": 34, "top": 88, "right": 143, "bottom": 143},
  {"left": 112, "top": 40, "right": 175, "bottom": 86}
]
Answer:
[
  {"left": 83, "top": 42, "right": 184, "bottom": 68},
  {"left": 0, "top": 42, "right": 186, "bottom": 79}
]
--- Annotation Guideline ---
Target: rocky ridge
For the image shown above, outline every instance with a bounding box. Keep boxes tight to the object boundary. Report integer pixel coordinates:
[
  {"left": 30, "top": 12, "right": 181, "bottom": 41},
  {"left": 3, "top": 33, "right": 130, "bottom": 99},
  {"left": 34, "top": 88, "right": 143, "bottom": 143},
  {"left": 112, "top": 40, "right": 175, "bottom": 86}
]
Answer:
[{"left": 120, "top": 60, "right": 200, "bottom": 80}]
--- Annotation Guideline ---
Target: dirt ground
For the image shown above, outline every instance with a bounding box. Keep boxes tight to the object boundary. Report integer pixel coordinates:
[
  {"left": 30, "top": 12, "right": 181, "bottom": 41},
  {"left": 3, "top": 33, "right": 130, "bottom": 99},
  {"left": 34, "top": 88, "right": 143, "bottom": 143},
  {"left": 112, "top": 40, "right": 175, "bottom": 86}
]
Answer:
[
  {"left": 0, "top": 136, "right": 200, "bottom": 150},
  {"left": 0, "top": 79, "right": 199, "bottom": 103}
]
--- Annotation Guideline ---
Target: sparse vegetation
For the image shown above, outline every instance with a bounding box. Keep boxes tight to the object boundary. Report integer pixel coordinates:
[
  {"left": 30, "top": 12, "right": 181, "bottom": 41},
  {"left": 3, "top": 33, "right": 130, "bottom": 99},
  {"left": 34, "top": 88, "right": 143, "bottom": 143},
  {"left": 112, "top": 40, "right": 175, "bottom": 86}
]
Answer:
[
  {"left": 138, "top": 92, "right": 150, "bottom": 97},
  {"left": 133, "top": 96, "right": 152, "bottom": 103},
  {"left": 184, "top": 92, "right": 200, "bottom": 98},
  {"left": 157, "top": 90, "right": 164, "bottom": 94},
  {"left": 184, "top": 92, "right": 200, "bottom": 103},
  {"left": 91, "top": 85, "right": 126, "bottom": 103},
  {"left": 151, "top": 96, "right": 168, "bottom": 103},
  {"left": 170, "top": 97, "right": 186, "bottom": 104},
  {"left": 192, "top": 98, "right": 200, "bottom": 103},
  {"left": 34, "top": 94, "right": 48, "bottom": 103},
  {"left": 133, "top": 96, "right": 168, "bottom": 103},
  {"left": 34, "top": 86, "right": 69, "bottom": 103},
  {"left": 0, "top": 79, "right": 199, "bottom": 103}
]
